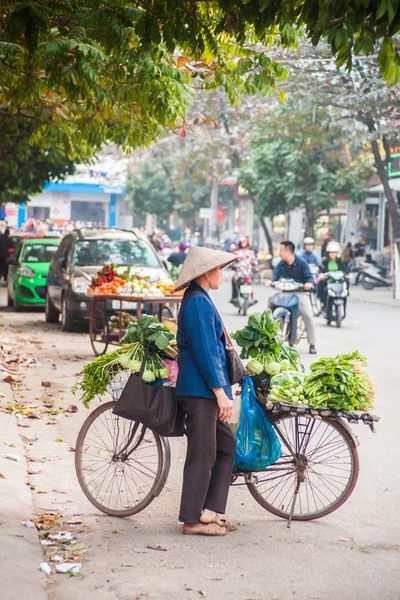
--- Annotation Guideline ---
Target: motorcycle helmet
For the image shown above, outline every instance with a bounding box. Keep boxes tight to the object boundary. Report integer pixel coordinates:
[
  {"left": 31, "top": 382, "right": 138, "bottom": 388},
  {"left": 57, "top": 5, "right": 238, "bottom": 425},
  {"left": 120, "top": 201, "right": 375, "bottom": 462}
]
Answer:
[
  {"left": 326, "top": 241, "right": 341, "bottom": 254},
  {"left": 303, "top": 237, "right": 315, "bottom": 246},
  {"left": 238, "top": 237, "right": 250, "bottom": 249}
]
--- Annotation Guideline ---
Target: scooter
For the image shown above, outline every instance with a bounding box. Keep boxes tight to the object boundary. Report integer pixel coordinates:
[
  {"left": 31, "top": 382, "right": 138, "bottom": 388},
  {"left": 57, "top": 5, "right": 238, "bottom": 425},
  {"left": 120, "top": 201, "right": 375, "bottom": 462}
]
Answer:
[
  {"left": 234, "top": 277, "right": 257, "bottom": 316},
  {"left": 270, "top": 279, "right": 307, "bottom": 345},
  {"left": 356, "top": 261, "right": 392, "bottom": 290},
  {"left": 309, "top": 264, "right": 322, "bottom": 316},
  {"left": 321, "top": 271, "right": 348, "bottom": 328}
]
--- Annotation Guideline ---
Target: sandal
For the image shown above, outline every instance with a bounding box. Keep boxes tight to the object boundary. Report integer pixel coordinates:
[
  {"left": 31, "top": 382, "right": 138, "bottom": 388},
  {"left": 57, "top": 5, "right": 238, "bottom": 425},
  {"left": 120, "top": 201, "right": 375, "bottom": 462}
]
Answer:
[
  {"left": 182, "top": 522, "right": 227, "bottom": 536},
  {"left": 200, "top": 516, "right": 238, "bottom": 532}
]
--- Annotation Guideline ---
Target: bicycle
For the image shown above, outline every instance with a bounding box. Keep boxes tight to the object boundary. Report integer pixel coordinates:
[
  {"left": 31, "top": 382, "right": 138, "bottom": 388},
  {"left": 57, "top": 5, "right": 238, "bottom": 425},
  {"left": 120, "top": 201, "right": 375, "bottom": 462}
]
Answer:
[{"left": 75, "top": 371, "right": 378, "bottom": 528}]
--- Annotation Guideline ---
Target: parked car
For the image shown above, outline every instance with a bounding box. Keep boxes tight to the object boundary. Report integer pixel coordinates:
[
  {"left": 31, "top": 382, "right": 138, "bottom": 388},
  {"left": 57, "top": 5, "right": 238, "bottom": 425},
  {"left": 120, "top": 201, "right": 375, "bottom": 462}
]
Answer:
[
  {"left": 7, "top": 238, "right": 60, "bottom": 309},
  {"left": 45, "top": 228, "right": 170, "bottom": 331}
]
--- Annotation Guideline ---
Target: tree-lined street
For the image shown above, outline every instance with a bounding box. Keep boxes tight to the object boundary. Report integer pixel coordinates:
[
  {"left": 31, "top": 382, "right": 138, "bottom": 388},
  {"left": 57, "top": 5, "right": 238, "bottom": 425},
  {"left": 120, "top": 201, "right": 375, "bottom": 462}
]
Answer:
[{"left": 1, "top": 281, "right": 399, "bottom": 600}]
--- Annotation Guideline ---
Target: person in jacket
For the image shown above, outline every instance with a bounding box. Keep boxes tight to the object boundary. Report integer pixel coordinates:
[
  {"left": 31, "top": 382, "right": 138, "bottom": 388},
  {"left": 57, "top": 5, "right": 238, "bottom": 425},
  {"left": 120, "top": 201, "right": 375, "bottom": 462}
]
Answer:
[
  {"left": 267, "top": 240, "right": 317, "bottom": 354},
  {"left": 167, "top": 242, "right": 189, "bottom": 268},
  {"left": 230, "top": 237, "right": 258, "bottom": 304},
  {"left": 318, "top": 241, "right": 349, "bottom": 306},
  {"left": 0, "top": 228, "right": 14, "bottom": 280},
  {"left": 174, "top": 246, "right": 238, "bottom": 536},
  {"left": 298, "top": 237, "right": 321, "bottom": 266}
]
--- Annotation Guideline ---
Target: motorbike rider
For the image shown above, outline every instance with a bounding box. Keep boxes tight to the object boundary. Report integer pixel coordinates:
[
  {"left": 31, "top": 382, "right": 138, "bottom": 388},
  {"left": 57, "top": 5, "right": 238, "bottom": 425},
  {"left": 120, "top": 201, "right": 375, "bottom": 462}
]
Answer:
[
  {"left": 168, "top": 242, "right": 189, "bottom": 267},
  {"left": 318, "top": 242, "right": 349, "bottom": 308},
  {"left": 298, "top": 237, "right": 321, "bottom": 266},
  {"left": 230, "top": 237, "right": 258, "bottom": 305},
  {"left": 267, "top": 240, "right": 317, "bottom": 354}
]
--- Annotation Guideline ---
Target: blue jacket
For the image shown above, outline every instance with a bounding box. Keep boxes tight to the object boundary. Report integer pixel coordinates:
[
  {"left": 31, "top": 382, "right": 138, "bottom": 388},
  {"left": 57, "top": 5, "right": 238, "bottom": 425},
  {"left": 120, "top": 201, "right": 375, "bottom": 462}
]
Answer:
[
  {"left": 298, "top": 249, "right": 321, "bottom": 266},
  {"left": 271, "top": 256, "right": 314, "bottom": 285},
  {"left": 176, "top": 282, "right": 232, "bottom": 400}
]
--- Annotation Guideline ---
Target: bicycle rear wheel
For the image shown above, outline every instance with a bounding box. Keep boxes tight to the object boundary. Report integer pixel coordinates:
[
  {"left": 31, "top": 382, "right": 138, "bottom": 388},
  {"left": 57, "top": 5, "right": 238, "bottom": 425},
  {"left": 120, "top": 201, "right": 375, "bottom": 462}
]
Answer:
[
  {"left": 75, "top": 401, "right": 170, "bottom": 517},
  {"left": 246, "top": 414, "right": 359, "bottom": 521}
]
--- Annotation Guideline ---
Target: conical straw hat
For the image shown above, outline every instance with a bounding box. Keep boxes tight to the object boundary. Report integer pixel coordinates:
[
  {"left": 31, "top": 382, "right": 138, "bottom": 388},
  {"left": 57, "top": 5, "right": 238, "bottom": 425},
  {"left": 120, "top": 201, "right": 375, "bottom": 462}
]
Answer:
[{"left": 174, "top": 246, "right": 238, "bottom": 291}]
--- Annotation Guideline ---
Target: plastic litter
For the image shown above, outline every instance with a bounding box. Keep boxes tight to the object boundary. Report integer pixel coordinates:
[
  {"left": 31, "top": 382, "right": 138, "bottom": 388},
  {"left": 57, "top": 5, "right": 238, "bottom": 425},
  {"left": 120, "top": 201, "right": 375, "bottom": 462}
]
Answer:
[
  {"left": 55, "top": 563, "right": 81, "bottom": 574},
  {"left": 5, "top": 454, "right": 20, "bottom": 462},
  {"left": 21, "top": 520, "right": 35, "bottom": 528},
  {"left": 39, "top": 562, "right": 52, "bottom": 575}
]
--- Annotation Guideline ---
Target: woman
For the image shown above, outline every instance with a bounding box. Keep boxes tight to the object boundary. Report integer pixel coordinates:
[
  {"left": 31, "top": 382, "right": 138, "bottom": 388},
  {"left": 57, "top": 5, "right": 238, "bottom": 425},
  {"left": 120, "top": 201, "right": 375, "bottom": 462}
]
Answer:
[
  {"left": 174, "top": 246, "right": 238, "bottom": 536},
  {"left": 317, "top": 241, "right": 349, "bottom": 306}
]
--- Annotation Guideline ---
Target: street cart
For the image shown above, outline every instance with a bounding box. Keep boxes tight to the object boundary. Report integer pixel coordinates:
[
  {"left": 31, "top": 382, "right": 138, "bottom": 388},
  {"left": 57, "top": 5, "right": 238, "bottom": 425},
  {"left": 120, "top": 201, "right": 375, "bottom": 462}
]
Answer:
[{"left": 89, "top": 293, "right": 182, "bottom": 356}]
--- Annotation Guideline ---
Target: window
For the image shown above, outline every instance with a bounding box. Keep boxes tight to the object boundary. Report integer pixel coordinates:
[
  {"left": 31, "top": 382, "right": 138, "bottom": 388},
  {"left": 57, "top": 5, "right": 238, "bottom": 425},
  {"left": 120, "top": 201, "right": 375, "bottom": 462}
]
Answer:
[
  {"left": 73, "top": 239, "right": 159, "bottom": 268},
  {"left": 22, "top": 244, "right": 59, "bottom": 263}
]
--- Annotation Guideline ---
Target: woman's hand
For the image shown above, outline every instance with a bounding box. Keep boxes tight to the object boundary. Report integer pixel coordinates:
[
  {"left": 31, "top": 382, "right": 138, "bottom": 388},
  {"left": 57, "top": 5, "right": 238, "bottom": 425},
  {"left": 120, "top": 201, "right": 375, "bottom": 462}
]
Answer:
[{"left": 212, "top": 388, "right": 234, "bottom": 422}]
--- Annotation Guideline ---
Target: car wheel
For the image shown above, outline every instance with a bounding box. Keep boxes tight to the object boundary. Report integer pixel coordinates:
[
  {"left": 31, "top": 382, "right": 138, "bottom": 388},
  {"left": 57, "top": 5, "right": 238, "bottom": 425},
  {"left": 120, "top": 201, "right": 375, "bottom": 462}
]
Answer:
[
  {"left": 61, "top": 295, "right": 76, "bottom": 332},
  {"left": 45, "top": 293, "right": 60, "bottom": 323}
]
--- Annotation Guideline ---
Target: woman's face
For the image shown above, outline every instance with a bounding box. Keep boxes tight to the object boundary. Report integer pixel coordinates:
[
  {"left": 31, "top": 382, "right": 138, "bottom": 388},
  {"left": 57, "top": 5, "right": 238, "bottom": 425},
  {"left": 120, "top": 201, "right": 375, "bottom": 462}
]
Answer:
[
  {"left": 328, "top": 252, "right": 338, "bottom": 260},
  {"left": 207, "top": 267, "right": 223, "bottom": 290}
]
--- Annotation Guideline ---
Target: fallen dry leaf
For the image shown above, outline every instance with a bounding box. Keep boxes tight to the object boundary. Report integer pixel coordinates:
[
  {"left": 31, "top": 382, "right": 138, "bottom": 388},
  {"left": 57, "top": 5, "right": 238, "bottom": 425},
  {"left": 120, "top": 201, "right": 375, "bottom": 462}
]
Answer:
[
  {"left": 55, "top": 438, "right": 63, "bottom": 443},
  {"left": 37, "top": 490, "right": 48, "bottom": 494},
  {"left": 3, "top": 374, "right": 17, "bottom": 383},
  {"left": 199, "top": 592, "right": 207, "bottom": 598},
  {"left": 0, "top": 473, "right": 6, "bottom": 479},
  {"left": 146, "top": 545, "right": 167, "bottom": 552},
  {"left": 66, "top": 404, "right": 78, "bottom": 413},
  {"left": 27, "top": 469, "right": 42, "bottom": 475},
  {"left": 41, "top": 381, "right": 51, "bottom": 388}
]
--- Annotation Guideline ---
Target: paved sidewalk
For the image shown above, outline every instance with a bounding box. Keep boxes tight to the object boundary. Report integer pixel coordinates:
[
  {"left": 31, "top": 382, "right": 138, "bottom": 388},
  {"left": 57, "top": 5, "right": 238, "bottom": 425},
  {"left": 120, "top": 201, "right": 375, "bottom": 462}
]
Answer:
[
  {"left": 349, "top": 285, "right": 400, "bottom": 308},
  {"left": 0, "top": 381, "right": 48, "bottom": 600}
]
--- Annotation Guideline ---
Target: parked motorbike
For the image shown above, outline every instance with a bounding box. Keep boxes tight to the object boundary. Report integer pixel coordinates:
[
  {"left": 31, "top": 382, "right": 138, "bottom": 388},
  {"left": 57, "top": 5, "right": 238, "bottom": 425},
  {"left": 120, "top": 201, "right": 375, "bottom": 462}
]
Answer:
[
  {"left": 235, "top": 277, "right": 257, "bottom": 316},
  {"left": 356, "top": 261, "right": 392, "bottom": 290},
  {"left": 321, "top": 271, "right": 348, "bottom": 328},
  {"left": 270, "top": 279, "right": 307, "bottom": 345},
  {"left": 309, "top": 264, "right": 322, "bottom": 316}
]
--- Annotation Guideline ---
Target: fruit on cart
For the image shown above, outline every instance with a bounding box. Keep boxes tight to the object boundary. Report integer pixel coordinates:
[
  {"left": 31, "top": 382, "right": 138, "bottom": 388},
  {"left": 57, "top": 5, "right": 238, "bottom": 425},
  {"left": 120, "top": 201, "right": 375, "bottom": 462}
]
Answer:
[
  {"left": 90, "top": 264, "right": 118, "bottom": 288},
  {"left": 109, "top": 313, "right": 135, "bottom": 331}
]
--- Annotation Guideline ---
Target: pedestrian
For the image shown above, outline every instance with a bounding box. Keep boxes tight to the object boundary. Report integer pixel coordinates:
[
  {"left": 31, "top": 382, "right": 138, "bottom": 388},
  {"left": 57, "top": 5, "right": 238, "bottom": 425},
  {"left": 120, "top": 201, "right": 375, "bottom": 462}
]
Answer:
[
  {"left": 321, "top": 232, "right": 331, "bottom": 258},
  {"left": 267, "top": 240, "right": 317, "bottom": 354},
  {"left": 167, "top": 242, "right": 189, "bottom": 268},
  {"left": 174, "top": 246, "right": 239, "bottom": 536},
  {"left": 341, "top": 242, "right": 354, "bottom": 267},
  {"left": 354, "top": 235, "right": 367, "bottom": 268},
  {"left": 0, "top": 228, "right": 14, "bottom": 280}
]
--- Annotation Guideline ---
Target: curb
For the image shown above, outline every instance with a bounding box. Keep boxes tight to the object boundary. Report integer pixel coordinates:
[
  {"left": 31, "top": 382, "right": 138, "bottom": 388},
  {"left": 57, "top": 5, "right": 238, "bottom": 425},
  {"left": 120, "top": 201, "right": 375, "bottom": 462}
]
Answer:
[{"left": 0, "top": 382, "right": 48, "bottom": 600}]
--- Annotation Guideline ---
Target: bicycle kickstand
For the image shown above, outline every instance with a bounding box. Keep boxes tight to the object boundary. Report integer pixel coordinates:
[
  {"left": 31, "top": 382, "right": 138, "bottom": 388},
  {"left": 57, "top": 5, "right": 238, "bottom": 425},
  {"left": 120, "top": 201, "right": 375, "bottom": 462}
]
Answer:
[{"left": 287, "top": 478, "right": 301, "bottom": 529}]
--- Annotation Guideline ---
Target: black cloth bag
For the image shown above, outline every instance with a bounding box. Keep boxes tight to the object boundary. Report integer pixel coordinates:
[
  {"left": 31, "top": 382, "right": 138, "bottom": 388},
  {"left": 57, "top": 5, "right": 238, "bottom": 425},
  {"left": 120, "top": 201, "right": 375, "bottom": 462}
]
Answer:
[
  {"left": 112, "top": 346, "right": 185, "bottom": 437},
  {"left": 222, "top": 323, "right": 245, "bottom": 385}
]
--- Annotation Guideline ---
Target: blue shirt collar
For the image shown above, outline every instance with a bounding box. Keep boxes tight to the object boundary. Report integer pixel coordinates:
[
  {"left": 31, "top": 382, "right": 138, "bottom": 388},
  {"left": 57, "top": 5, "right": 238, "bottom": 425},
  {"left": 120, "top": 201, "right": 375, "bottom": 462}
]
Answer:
[{"left": 186, "top": 281, "right": 210, "bottom": 297}]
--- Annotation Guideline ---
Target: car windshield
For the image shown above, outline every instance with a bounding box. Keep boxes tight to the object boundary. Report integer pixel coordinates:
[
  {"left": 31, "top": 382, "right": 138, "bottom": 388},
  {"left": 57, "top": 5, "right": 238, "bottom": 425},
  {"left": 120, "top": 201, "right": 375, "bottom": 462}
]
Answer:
[
  {"left": 73, "top": 239, "right": 159, "bottom": 268},
  {"left": 22, "top": 244, "right": 59, "bottom": 263}
]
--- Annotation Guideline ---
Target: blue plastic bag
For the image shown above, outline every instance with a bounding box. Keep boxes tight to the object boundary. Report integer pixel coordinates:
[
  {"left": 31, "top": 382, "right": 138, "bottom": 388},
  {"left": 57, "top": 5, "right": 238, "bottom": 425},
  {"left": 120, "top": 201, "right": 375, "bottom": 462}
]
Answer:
[{"left": 234, "top": 376, "right": 281, "bottom": 471}]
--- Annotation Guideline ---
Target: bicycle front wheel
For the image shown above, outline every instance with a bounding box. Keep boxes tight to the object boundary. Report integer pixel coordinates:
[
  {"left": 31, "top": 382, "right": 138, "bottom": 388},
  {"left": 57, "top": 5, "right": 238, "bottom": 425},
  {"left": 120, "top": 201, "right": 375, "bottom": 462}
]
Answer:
[
  {"left": 246, "top": 414, "right": 359, "bottom": 521},
  {"left": 75, "top": 401, "right": 170, "bottom": 517}
]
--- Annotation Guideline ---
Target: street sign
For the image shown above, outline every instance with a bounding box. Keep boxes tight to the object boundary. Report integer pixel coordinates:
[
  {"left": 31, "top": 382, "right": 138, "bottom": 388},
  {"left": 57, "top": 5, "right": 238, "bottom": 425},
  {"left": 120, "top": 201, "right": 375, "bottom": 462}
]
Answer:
[{"left": 199, "top": 208, "right": 212, "bottom": 219}]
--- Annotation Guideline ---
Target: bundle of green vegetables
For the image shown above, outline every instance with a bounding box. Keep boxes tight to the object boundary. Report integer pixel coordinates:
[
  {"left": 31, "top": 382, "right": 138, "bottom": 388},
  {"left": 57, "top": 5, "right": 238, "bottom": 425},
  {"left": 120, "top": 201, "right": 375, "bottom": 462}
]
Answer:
[
  {"left": 72, "top": 315, "right": 178, "bottom": 408},
  {"left": 303, "top": 351, "right": 374, "bottom": 411},
  {"left": 232, "top": 310, "right": 301, "bottom": 376}
]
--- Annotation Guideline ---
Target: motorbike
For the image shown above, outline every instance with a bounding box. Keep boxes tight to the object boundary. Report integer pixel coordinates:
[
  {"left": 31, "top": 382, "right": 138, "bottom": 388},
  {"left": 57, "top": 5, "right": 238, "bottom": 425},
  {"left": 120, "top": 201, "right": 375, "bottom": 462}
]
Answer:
[
  {"left": 234, "top": 276, "right": 257, "bottom": 316},
  {"left": 321, "top": 271, "right": 348, "bottom": 328},
  {"left": 355, "top": 261, "right": 392, "bottom": 290},
  {"left": 270, "top": 279, "right": 307, "bottom": 345},
  {"left": 309, "top": 264, "right": 322, "bottom": 316}
]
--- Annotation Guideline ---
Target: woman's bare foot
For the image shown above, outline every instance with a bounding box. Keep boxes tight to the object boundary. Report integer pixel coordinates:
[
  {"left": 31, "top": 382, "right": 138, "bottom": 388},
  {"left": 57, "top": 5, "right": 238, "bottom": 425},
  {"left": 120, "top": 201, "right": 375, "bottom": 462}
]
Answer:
[
  {"left": 200, "top": 509, "right": 238, "bottom": 532},
  {"left": 182, "top": 522, "right": 226, "bottom": 536}
]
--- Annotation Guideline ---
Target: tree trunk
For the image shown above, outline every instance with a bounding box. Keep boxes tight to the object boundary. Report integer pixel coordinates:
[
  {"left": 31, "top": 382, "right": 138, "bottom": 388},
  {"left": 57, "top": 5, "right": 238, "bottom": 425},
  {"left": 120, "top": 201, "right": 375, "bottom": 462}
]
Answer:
[
  {"left": 304, "top": 203, "right": 315, "bottom": 237},
  {"left": 370, "top": 137, "right": 400, "bottom": 297},
  {"left": 257, "top": 214, "right": 273, "bottom": 254},
  {"left": 370, "top": 138, "right": 400, "bottom": 242}
]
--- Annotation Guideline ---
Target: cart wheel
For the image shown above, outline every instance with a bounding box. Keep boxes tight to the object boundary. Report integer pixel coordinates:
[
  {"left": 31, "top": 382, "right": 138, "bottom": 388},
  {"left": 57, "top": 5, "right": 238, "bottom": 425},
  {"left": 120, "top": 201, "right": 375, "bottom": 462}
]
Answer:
[
  {"left": 246, "top": 414, "right": 359, "bottom": 521},
  {"left": 75, "top": 401, "right": 171, "bottom": 517},
  {"left": 90, "top": 306, "right": 109, "bottom": 356}
]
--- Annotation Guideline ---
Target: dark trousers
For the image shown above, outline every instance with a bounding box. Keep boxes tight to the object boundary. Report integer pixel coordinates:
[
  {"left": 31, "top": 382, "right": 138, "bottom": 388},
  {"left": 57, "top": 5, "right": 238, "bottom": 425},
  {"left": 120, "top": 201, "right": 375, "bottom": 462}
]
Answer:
[{"left": 178, "top": 396, "right": 236, "bottom": 524}]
